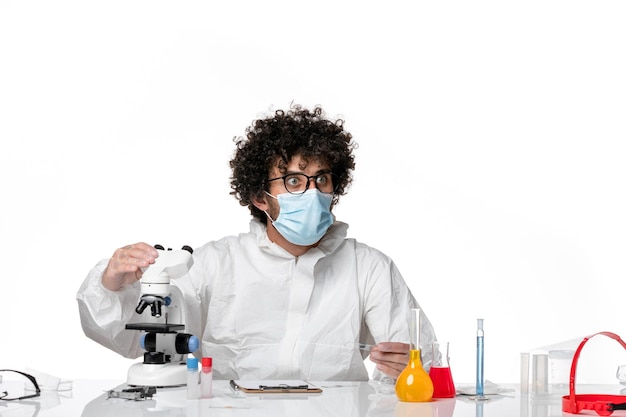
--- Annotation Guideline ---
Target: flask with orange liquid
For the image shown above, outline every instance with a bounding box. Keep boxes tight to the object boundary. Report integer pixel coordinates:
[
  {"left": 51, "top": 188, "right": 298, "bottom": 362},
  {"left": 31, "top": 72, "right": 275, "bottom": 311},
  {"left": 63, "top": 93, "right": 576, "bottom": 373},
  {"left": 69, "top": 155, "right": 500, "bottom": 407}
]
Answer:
[{"left": 395, "top": 308, "right": 434, "bottom": 402}]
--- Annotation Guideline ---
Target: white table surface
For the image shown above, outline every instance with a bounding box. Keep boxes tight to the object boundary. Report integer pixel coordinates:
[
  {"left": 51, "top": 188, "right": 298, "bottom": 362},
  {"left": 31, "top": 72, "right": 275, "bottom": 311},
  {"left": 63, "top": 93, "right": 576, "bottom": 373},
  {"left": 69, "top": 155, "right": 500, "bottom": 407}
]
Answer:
[{"left": 2, "top": 379, "right": 625, "bottom": 417}]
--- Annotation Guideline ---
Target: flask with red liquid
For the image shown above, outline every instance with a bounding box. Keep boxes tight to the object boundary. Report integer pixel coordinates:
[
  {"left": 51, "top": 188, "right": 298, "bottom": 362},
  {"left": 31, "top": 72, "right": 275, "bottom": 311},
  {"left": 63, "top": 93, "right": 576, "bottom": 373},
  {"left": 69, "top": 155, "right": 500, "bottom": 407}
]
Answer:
[{"left": 429, "top": 341, "right": 456, "bottom": 398}]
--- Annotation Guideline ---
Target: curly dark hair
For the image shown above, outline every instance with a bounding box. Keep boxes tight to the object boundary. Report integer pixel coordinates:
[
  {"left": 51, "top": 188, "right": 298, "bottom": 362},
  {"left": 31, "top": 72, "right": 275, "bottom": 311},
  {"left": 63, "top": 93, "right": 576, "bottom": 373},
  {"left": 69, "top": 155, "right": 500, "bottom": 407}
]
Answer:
[{"left": 229, "top": 105, "right": 357, "bottom": 224}]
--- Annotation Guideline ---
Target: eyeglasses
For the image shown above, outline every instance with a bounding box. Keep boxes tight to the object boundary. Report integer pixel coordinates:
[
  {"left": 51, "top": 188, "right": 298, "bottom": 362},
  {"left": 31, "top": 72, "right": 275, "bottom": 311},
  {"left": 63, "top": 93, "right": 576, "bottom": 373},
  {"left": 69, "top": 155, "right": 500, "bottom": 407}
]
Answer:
[
  {"left": 267, "top": 171, "right": 337, "bottom": 195},
  {"left": 0, "top": 369, "right": 41, "bottom": 401}
]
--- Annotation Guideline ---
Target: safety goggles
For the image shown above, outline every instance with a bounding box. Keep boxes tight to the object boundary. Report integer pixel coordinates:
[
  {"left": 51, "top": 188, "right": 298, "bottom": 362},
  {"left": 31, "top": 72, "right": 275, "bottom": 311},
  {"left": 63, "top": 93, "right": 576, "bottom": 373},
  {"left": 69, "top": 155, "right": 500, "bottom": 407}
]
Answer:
[{"left": 0, "top": 369, "right": 41, "bottom": 401}]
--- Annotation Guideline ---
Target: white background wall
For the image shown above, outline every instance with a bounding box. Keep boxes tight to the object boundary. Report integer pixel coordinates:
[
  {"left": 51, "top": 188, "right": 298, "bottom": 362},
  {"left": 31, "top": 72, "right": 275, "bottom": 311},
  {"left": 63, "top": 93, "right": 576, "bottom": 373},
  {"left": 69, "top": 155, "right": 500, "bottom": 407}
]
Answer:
[{"left": 1, "top": 1, "right": 625, "bottom": 386}]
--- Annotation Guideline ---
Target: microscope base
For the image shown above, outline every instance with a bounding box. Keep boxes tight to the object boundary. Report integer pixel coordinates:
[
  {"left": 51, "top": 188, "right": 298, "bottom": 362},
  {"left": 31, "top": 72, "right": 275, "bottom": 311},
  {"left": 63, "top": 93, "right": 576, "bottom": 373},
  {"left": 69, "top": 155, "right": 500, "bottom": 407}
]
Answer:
[{"left": 127, "top": 361, "right": 188, "bottom": 387}]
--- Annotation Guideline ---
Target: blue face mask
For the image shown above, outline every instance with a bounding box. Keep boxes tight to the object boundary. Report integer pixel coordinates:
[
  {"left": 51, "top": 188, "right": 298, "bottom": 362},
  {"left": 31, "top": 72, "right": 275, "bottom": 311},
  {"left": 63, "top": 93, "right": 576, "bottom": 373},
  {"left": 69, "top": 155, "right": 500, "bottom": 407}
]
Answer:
[{"left": 265, "top": 188, "right": 334, "bottom": 246}]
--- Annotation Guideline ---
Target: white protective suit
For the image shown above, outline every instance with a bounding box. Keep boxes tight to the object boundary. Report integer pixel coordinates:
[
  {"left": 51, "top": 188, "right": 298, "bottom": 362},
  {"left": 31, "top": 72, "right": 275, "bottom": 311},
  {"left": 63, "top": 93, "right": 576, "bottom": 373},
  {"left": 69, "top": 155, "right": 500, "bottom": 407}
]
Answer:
[{"left": 77, "top": 219, "right": 436, "bottom": 381}]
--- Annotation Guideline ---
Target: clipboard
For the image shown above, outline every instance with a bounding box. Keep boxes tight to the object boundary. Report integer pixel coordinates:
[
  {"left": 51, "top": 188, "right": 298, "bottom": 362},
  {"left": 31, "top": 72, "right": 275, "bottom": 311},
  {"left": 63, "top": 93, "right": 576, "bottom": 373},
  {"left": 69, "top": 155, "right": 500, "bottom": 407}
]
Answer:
[{"left": 229, "top": 380, "right": 323, "bottom": 394}]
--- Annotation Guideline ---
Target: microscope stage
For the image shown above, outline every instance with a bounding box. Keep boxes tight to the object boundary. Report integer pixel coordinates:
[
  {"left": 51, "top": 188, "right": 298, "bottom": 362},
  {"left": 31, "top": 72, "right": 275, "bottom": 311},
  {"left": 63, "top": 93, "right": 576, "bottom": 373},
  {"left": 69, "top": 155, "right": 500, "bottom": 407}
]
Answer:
[{"left": 125, "top": 323, "right": 185, "bottom": 332}]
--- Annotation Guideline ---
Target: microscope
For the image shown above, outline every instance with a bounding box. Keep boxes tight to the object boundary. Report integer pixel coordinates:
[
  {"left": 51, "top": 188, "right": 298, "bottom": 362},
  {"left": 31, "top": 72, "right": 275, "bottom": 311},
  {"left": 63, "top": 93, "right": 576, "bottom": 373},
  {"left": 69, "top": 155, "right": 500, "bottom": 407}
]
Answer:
[{"left": 125, "top": 245, "right": 199, "bottom": 387}]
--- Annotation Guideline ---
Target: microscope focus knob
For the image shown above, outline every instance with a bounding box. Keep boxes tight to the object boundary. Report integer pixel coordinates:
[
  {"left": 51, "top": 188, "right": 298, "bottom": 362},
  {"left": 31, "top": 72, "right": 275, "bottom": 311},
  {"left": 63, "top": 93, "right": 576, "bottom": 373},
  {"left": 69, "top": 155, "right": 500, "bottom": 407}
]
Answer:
[
  {"left": 175, "top": 334, "right": 200, "bottom": 354},
  {"left": 141, "top": 333, "right": 200, "bottom": 354}
]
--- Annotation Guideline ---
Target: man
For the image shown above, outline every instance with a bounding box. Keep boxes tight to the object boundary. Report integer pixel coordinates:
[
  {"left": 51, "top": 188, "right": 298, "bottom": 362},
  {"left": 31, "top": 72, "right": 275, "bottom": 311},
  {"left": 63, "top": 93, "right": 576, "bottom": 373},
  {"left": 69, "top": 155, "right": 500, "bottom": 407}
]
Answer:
[{"left": 77, "top": 104, "right": 436, "bottom": 381}]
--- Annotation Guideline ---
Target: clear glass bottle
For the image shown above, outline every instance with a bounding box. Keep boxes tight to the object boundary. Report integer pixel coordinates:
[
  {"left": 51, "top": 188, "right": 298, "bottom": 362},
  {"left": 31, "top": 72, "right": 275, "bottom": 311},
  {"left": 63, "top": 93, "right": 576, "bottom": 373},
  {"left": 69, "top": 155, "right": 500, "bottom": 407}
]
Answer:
[
  {"left": 200, "top": 357, "right": 213, "bottom": 399},
  {"left": 395, "top": 308, "right": 434, "bottom": 402},
  {"left": 187, "top": 357, "right": 199, "bottom": 400}
]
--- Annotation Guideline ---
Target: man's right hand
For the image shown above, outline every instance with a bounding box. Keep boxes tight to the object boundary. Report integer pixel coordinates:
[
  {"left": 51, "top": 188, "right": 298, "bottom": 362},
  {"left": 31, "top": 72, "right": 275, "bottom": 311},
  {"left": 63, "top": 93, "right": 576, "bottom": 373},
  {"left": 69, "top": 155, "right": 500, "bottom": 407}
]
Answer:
[
  {"left": 101, "top": 242, "right": 159, "bottom": 291},
  {"left": 369, "top": 342, "right": 410, "bottom": 379}
]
